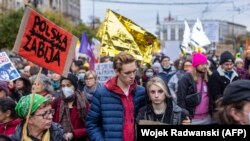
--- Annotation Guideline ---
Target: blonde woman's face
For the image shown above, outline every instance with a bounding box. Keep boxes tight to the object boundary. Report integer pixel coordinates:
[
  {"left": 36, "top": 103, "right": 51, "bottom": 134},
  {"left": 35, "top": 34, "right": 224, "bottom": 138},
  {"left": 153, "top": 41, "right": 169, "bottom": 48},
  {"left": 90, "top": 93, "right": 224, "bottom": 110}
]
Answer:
[
  {"left": 148, "top": 84, "right": 166, "bottom": 105},
  {"left": 85, "top": 74, "right": 96, "bottom": 87}
]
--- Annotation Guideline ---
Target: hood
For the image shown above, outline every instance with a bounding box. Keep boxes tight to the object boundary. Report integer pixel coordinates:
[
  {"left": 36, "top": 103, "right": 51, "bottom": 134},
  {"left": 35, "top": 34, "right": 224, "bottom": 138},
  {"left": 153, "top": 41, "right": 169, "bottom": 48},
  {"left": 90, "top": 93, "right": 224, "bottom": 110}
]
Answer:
[
  {"left": 104, "top": 76, "right": 137, "bottom": 96},
  {"left": 0, "top": 119, "right": 21, "bottom": 126}
]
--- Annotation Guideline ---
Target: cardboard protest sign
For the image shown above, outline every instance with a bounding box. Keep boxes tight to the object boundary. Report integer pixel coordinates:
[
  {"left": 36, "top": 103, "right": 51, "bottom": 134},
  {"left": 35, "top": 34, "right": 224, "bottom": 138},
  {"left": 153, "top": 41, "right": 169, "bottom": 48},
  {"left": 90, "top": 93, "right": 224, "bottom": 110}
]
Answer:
[
  {"left": 12, "top": 7, "right": 77, "bottom": 77},
  {"left": 95, "top": 62, "right": 115, "bottom": 84},
  {"left": 0, "top": 52, "right": 21, "bottom": 81}
]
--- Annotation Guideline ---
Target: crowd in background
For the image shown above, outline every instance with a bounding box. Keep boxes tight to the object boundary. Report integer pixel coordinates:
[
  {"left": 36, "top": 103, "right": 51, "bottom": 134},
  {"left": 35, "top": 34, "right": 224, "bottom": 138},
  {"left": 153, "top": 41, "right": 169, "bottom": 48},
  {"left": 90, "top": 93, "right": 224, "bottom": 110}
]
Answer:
[{"left": 1, "top": 50, "right": 250, "bottom": 140}]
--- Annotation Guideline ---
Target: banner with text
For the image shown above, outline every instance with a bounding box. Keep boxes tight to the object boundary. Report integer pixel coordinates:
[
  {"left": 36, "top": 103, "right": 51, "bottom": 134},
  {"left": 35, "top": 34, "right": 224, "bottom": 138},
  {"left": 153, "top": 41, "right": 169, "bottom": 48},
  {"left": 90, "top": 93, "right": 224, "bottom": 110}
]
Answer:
[
  {"left": 12, "top": 7, "right": 77, "bottom": 77},
  {"left": 95, "top": 62, "right": 115, "bottom": 84}
]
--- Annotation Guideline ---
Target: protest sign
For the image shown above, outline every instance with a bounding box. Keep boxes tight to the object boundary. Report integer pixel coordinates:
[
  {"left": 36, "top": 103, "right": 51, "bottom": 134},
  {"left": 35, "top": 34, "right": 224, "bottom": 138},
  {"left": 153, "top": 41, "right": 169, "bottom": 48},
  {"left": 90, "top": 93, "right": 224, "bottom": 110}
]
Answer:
[
  {"left": 95, "top": 62, "right": 115, "bottom": 84},
  {"left": 12, "top": 7, "right": 77, "bottom": 77},
  {"left": 0, "top": 52, "right": 21, "bottom": 81}
]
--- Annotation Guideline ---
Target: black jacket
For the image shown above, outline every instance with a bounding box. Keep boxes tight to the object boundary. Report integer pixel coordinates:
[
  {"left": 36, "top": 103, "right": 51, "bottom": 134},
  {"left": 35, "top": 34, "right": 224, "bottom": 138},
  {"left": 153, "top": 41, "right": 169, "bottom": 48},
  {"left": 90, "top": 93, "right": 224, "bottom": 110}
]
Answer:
[
  {"left": 177, "top": 73, "right": 213, "bottom": 116},
  {"left": 137, "top": 98, "right": 188, "bottom": 125},
  {"left": 209, "top": 66, "right": 239, "bottom": 102},
  {"left": 10, "top": 122, "right": 67, "bottom": 141}
]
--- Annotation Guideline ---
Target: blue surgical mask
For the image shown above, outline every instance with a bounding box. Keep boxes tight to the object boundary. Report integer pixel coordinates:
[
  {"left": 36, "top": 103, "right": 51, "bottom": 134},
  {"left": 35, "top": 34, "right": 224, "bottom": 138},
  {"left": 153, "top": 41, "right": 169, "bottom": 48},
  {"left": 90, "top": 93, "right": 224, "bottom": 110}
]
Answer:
[
  {"left": 239, "top": 112, "right": 250, "bottom": 125},
  {"left": 146, "top": 72, "right": 154, "bottom": 78},
  {"left": 51, "top": 80, "right": 60, "bottom": 89},
  {"left": 62, "top": 87, "right": 74, "bottom": 98},
  {"left": 78, "top": 73, "right": 85, "bottom": 81}
]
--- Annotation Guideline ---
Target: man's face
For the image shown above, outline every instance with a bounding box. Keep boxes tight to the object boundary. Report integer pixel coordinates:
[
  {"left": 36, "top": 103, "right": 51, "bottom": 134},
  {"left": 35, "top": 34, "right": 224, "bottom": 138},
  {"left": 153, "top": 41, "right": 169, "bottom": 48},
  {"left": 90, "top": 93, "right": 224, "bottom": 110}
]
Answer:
[
  {"left": 196, "top": 63, "right": 208, "bottom": 73},
  {"left": 222, "top": 62, "right": 234, "bottom": 71},
  {"left": 117, "top": 62, "right": 137, "bottom": 86},
  {"left": 161, "top": 58, "right": 170, "bottom": 68}
]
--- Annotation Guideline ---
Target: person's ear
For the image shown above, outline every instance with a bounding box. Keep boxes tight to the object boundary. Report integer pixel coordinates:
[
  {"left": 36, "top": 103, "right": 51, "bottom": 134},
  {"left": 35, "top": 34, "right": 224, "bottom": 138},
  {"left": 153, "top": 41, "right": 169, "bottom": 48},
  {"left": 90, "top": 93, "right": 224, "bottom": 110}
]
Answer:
[
  {"left": 230, "top": 107, "right": 242, "bottom": 123},
  {"left": 6, "top": 110, "right": 11, "bottom": 117},
  {"left": 115, "top": 69, "right": 119, "bottom": 75}
]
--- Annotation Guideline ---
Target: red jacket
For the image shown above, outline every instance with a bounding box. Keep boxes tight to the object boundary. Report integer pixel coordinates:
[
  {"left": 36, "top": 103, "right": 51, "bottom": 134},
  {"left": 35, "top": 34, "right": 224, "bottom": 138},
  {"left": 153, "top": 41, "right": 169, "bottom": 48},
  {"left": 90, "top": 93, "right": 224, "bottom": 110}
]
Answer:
[
  {"left": 105, "top": 76, "right": 137, "bottom": 141},
  {"left": 0, "top": 119, "right": 21, "bottom": 136},
  {"left": 52, "top": 98, "right": 89, "bottom": 141}
]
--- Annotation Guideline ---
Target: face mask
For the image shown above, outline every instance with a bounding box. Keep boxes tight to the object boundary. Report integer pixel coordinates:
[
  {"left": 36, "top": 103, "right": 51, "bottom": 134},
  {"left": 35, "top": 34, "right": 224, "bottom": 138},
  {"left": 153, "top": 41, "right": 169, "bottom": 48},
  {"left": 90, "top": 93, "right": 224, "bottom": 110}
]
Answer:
[
  {"left": 240, "top": 112, "right": 250, "bottom": 125},
  {"left": 212, "top": 57, "right": 217, "bottom": 62},
  {"left": 78, "top": 73, "right": 85, "bottom": 81},
  {"left": 163, "top": 65, "right": 170, "bottom": 69},
  {"left": 51, "top": 81, "right": 60, "bottom": 89},
  {"left": 247, "top": 112, "right": 250, "bottom": 125},
  {"left": 146, "top": 72, "right": 154, "bottom": 77},
  {"left": 62, "top": 87, "right": 74, "bottom": 98}
]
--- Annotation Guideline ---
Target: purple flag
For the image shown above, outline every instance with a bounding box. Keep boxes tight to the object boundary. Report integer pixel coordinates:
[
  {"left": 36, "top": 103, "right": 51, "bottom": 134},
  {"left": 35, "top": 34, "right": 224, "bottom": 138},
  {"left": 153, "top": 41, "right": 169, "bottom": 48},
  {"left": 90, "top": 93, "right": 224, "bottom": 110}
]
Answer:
[{"left": 79, "top": 32, "right": 96, "bottom": 70}]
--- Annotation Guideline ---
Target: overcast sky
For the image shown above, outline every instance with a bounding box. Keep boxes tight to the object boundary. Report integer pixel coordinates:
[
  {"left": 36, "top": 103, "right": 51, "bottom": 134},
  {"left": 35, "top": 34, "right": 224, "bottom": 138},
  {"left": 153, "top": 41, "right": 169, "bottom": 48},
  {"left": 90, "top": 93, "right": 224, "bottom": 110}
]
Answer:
[{"left": 80, "top": 0, "right": 250, "bottom": 34}]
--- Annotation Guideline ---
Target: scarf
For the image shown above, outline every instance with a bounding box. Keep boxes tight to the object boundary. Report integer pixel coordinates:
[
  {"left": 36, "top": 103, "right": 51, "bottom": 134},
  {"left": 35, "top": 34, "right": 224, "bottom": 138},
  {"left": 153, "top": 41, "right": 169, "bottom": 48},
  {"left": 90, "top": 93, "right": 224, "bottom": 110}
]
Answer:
[
  {"left": 59, "top": 90, "right": 87, "bottom": 133},
  {"left": 83, "top": 83, "right": 101, "bottom": 102},
  {"left": 225, "top": 70, "right": 233, "bottom": 79},
  {"left": 22, "top": 123, "right": 50, "bottom": 141}
]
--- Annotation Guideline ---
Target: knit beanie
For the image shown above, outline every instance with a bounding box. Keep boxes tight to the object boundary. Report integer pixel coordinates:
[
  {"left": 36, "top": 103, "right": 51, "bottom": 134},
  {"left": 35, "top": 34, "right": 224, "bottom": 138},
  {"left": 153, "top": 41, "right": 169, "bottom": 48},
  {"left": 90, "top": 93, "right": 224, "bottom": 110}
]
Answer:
[
  {"left": 0, "top": 81, "right": 9, "bottom": 96},
  {"left": 61, "top": 73, "right": 78, "bottom": 89},
  {"left": 219, "top": 51, "right": 234, "bottom": 65},
  {"left": 235, "top": 58, "right": 243, "bottom": 64},
  {"left": 222, "top": 80, "right": 250, "bottom": 105},
  {"left": 152, "top": 62, "right": 161, "bottom": 68},
  {"left": 192, "top": 53, "right": 208, "bottom": 67}
]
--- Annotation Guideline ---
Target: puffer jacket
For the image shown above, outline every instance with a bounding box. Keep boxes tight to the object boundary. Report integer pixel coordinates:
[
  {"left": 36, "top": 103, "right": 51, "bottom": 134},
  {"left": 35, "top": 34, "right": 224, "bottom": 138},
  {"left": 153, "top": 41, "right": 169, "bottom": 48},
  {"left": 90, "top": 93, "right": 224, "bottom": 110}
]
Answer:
[{"left": 86, "top": 76, "right": 146, "bottom": 141}]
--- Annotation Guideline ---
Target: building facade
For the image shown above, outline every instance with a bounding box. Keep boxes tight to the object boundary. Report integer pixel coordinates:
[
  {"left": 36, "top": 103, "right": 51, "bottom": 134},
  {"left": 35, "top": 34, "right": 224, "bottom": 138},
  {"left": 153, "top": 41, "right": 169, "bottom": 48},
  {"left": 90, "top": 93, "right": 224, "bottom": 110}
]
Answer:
[
  {"left": 0, "top": 0, "right": 81, "bottom": 25},
  {"left": 157, "top": 19, "right": 247, "bottom": 43}
]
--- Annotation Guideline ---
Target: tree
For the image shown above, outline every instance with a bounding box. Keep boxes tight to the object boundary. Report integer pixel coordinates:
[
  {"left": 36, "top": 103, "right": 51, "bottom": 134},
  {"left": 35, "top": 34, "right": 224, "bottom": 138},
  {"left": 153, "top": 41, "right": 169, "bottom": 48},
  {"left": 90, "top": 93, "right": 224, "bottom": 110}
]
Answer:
[
  {"left": 72, "top": 23, "right": 97, "bottom": 40},
  {"left": 0, "top": 8, "right": 24, "bottom": 50},
  {"left": 43, "top": 10, "right": 73, "bottom": 33},
  {"left": 0, "top": 7, "right": 97, "bottom": 50}
]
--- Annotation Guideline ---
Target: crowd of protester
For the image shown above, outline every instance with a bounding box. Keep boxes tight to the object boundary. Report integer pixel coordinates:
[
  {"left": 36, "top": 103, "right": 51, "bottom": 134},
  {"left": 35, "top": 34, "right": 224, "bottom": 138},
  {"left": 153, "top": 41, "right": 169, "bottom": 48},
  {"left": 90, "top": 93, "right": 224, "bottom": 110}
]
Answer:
[{"left": 0, "top": 50, "right": 250, "bottom": 140}]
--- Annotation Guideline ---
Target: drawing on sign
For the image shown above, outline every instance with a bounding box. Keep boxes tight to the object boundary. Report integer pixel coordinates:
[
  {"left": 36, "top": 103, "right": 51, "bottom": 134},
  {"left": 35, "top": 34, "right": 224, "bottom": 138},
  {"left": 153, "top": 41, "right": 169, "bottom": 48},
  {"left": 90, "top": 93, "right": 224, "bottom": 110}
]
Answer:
[{"left": 0, "top": 52, "right": 20, "bottom": 81}]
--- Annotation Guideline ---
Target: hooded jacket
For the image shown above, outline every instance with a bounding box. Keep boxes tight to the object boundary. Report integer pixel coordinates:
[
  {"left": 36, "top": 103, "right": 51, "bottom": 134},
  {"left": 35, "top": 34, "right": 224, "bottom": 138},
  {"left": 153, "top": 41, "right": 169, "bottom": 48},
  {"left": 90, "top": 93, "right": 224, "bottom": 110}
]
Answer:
[{"left": 0, "top": 119, "right": 21, "bottom": 136}]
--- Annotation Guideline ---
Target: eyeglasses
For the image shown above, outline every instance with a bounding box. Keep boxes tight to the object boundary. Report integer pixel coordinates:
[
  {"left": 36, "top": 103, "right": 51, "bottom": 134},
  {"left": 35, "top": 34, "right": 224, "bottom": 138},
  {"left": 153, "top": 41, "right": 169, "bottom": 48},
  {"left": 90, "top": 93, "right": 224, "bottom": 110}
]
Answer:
[
  {"left": 33, "top": 109, "right": 55, "bottom": 119},
  {"left": 85, "top": 77, "right": 95, "bottom": 81},
  {"left": 122, "top": 70, "right": 137, "bottom": 76}
]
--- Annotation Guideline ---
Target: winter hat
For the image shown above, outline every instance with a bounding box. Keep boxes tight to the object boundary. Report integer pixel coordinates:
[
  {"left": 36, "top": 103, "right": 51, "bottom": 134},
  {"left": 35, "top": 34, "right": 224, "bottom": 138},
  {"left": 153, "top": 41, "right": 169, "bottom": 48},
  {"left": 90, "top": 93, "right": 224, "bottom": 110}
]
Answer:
[
  {"left": 0, "top": 80, "right": 9, "bottom": 96},
  {"left": 192, "top": 53, "right": 208, "bottom": 67},
  {"left": 15, "top": 94, "right": 48, "bottom": 119},
  {"left": 61, "top": 73, "right": 78, "bottom": 89},
  {"left": 219, "top": 51, "right": 234, "bottom": 65},
  {"left": 152, "top": 62, "right": 161, "bottom": 68},
  {"left": 235, "top": 58, "right": 244, "bottom": 64},
  {"left": 222, "top": 80, "right": 250, "bottom": 105},
  {"left": 160, "top": 56, "right": 170, "bottom": 62}
]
